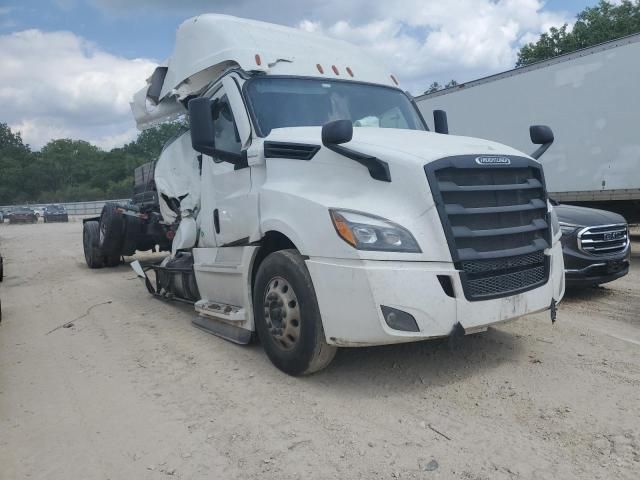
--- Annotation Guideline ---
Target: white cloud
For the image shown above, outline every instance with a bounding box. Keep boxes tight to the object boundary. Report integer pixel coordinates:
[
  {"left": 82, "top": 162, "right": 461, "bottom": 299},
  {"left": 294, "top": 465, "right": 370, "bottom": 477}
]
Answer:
[
  {"left": 0, "top": 29, "right": 156, "bottom": 149},
  {"left": 298, "top": 0, "right": 571, "bottom": 94},
  {"left": 1, "top": 0, "right": 572, "bottom": 148}
]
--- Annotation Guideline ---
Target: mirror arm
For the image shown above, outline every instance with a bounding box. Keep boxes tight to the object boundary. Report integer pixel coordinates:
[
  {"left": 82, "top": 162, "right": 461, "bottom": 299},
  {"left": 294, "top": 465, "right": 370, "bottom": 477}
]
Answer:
[{"left": 531, "top": 142, "right": 552, "bottom": 160}]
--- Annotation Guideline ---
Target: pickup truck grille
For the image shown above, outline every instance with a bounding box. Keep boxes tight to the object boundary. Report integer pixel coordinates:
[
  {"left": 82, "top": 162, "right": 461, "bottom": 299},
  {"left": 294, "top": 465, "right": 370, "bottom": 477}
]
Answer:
[
  {"left": 425, "top": 156, "right": 551, "bottom": 301},
  {"left": 578, "top": 224, "right": 628, "bottom": 255}
]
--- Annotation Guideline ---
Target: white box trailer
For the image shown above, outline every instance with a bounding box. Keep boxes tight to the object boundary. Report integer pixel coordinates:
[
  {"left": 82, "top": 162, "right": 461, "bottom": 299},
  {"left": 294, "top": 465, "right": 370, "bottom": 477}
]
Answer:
[{"left": 416, "top": 34, "right": 640, "bottom": 222}]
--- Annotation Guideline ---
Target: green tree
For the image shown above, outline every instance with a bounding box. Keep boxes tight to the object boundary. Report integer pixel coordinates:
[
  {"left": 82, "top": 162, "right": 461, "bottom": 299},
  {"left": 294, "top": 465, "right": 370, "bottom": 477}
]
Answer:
[
  {"left": 517, "top": 1, "right": 640, "bottom": 66},
  {"left": 424, "top": 80, "right": 458, "bottom": 95},
  {"left": 0, "top": 124, "right": 32, "bottom": 204},
  {"left": 424, "top": 82, "right": 442, "bottom": 95},
  {"left": 0, "top": 120, "right": 187, "bottom": 205},
  {"left": 121, "top": 121, "right": 187, "bottom": 160}
]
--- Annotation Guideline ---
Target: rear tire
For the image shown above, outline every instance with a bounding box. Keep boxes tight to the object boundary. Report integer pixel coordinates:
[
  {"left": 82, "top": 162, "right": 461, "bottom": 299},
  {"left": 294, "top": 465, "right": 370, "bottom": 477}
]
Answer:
[
  {"left": 99, "top": 203, "right": 124, "bottom": 256},
  {"left": 253, "top": 249, "right": 336, "bottom": 376},
  {"left": 83, "top": 221, "right": 104, "bottom": 269}
]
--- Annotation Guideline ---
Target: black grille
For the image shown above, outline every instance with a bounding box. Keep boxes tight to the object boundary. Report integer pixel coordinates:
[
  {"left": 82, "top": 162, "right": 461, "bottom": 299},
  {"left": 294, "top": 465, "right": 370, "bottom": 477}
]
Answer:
[
  {"left": 461, "top": 251, "right": 545, "bottom": 275},
  {"left": 466, "top": 265, "right": 547, "bottom": 298},
  {"left": 425, "top": 156, "right": 551, "bottom": 301},
  {"left": 264, "top": 141, "right": 320, "bottom": 160}
]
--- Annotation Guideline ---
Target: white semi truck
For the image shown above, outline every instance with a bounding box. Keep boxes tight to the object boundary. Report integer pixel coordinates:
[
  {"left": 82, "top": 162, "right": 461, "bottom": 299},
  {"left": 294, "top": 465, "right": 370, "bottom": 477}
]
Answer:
[
  {"left": 83, "top": 14, "right": 565, "bottom": 375},
  {"left": 416, "top": 33, "right": 640, "bottom": 223}
]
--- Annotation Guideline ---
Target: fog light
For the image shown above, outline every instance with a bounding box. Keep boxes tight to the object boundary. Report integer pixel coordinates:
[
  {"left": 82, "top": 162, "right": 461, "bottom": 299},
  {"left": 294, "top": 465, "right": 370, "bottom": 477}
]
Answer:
[{"left": 381, "top": 306, "right": 419, "bottom": 332}]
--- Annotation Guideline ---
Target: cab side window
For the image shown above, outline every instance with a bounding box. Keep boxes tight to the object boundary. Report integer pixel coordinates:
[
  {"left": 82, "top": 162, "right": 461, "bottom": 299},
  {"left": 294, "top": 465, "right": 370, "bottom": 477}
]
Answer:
[{"left": 212, "top": 95, "right": 241, "bottom": 162}]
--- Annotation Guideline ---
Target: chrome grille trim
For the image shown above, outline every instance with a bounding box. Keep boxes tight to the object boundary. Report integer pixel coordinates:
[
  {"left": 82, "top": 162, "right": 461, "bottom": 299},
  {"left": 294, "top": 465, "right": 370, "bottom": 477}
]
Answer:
[{"left": 578, "top": 224, "right": 629, "bottom": 255}]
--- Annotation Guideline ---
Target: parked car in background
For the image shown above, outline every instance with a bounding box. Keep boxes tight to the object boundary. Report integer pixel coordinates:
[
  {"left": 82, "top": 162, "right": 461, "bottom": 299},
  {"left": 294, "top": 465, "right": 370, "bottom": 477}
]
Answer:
[
  {"left": 555, "top": 203, "right": 630, "bottom": 287},
  {"left": 0, "top": 208, "right": 13, "bottom": 222},
  {"left": 8, "top": 207, "right": 38, "bottom": 224},
  {"left": 44, "top": 204, "right": 69, "bottom": 223},
  {"left": 32, "top": 206, "right": 45, "bottom": 219}
]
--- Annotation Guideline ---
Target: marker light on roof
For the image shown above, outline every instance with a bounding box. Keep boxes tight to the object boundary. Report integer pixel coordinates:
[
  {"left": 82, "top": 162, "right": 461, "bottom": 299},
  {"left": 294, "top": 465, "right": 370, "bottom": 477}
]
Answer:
[
  {"left": 316, "top": 64, "right": 324, "bottom": 74},
  {"left": 255, "top": 54, "right": 262, "bottom": 66},
  {"left": 346, "top": 67, "right": 354, "bottom": 77},
  {"left": 331, "top": 65, "right": 339, "bottom": 75}
]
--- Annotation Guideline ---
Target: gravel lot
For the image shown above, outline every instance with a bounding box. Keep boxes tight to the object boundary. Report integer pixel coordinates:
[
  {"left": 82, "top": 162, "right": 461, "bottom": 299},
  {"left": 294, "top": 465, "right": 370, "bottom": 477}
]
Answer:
[{"left": 1, "top": 221, "right": 639, "bottom": 479}]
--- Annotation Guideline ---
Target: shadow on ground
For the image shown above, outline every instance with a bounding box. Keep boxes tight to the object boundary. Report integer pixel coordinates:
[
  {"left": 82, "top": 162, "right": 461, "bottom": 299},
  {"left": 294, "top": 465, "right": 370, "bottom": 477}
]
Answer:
[{"left": 302, "top": 326, "right": 528, "bottom": 396}]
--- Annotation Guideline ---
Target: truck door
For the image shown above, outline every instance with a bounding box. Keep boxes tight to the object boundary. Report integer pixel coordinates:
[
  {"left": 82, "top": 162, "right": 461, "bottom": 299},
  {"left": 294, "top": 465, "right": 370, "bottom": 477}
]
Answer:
[{"left": 201, "top": 79, "right": 257, "bottom": 247}]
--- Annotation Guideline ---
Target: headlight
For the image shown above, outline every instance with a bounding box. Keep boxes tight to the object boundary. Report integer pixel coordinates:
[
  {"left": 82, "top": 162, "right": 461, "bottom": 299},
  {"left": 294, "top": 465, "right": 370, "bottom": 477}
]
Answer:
[
  {"left": 329, "top": 209, "right": 421, "bottom": 252},
  {"left": 559, "top": 222, "right": 581, "bottom": 235}
]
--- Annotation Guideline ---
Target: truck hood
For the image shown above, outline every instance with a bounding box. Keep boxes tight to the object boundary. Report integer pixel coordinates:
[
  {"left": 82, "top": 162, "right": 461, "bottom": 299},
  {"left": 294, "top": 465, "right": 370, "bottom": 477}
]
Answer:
[{"left": 266, "top": 126, "right": 530, "bottom": 164}]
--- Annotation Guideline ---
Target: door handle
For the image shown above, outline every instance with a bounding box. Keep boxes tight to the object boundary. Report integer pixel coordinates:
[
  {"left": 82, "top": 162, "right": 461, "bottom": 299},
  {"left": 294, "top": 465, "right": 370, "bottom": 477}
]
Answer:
[{"left": 213, "top": 209, "right": 220, "bottom": 234}]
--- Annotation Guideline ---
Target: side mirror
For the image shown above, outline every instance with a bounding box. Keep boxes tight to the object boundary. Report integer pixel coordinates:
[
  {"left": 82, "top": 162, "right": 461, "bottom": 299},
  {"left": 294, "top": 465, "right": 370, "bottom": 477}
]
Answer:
[
  {"left": 188, "top": 97, "right": 216, "bottom": 156},
  {"left": 529, "top": 125, "right": 554, "bottom": 159},
  {"left": 433, "top": 110, "right": 449, "bottom": 134},
  {"left": 322, "top": 119, "right": 353, "bottom": 146},
  {"left": 530, "top": 125, "right": 554, "bottom": 145}
]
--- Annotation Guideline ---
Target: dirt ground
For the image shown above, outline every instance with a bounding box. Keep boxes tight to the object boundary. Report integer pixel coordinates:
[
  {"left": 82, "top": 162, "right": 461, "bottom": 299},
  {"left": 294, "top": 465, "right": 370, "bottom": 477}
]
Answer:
[{"left": 1, "top": 221, "right": 639, "bottom": 480}]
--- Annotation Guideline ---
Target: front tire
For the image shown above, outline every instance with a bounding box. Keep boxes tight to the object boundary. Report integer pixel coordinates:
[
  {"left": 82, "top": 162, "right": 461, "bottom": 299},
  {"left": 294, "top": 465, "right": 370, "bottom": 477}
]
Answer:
[
  {"left": 253, "top": 249, "right": 336, "bottom": 376},
  {"left": 83, "top": 221, "right": 104, "bottom": 269}
]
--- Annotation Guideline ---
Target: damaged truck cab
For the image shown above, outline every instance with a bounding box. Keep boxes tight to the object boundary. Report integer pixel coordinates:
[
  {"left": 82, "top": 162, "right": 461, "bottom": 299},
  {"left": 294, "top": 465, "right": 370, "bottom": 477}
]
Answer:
[{"left": 96, "top": 14, "right": 565, "bottom": 375}]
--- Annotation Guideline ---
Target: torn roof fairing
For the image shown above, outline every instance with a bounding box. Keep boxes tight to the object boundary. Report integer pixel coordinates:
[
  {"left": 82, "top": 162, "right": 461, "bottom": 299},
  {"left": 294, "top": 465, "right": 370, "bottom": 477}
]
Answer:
[
  {"left": 131, "top": 14, "right": 397, "bottom": 129},
  {"left": 130, "top": 86, "right": 185, "bottom": 131},
  {"left": 159, "top": 14, "right": 395, "bottom": 100}
]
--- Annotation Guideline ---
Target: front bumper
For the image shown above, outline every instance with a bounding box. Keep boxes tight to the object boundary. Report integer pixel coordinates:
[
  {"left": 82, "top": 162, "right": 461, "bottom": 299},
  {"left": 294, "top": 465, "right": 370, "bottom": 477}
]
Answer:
[
  {"left": 9, "top": 216, "right": 36, "bottom": 223},
  {"left": 44, "top": 214, "right": 69, "bottom": 222},
  {"left": 563, "top": 243, "right": 630, "bottom": 286},
  {"left": 307, "top": 242, "right": 565, "bottom": 346}
]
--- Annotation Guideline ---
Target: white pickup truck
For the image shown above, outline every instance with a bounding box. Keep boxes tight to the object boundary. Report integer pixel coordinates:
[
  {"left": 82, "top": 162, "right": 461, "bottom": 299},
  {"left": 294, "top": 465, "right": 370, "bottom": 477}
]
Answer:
[{"left": 84, "top": 14, "right": 565, "bottom": 375}]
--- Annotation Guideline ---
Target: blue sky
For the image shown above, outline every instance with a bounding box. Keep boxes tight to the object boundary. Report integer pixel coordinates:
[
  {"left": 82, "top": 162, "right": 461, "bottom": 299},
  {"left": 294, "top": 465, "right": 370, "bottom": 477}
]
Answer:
[
  {"left": 0, "top": 0, "right": 602, "bottom": 149},
  {"left": 1, "top": 0, "right": 596, "bottom": 60}
]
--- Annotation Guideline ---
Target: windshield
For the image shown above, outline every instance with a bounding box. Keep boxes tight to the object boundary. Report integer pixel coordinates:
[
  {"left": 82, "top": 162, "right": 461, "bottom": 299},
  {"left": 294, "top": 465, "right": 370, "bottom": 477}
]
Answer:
[{"left": 245, "top": 77, "right": 426, "bottom": 136}]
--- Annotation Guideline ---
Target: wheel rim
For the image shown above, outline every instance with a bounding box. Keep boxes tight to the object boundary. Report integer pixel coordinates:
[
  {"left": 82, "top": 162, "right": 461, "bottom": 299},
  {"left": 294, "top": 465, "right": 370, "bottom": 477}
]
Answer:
[{"left": 263, "top": 276, "right": 301, "bottom": 351}]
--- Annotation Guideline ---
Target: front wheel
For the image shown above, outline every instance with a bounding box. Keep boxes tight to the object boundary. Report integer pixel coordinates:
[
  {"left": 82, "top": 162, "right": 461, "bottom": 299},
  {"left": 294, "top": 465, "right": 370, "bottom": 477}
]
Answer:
[{"left": 253, "top": 249, "right": 336, "bottom": 376}]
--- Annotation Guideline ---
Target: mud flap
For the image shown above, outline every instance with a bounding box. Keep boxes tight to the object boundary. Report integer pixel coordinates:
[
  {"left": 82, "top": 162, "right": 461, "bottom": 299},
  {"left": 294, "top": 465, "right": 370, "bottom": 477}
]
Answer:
[
  {"left": 448, "top": 322, "right": 466, "bottom": 350},
  {"left": 550, "top": 299, "right": 557, "bottom": 324}
]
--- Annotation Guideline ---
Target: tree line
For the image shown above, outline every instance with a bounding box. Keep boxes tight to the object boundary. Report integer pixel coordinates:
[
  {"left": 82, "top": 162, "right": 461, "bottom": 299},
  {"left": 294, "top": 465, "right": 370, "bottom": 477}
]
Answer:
[
  {"left": 0, "top": 122, "right": 185, "bottom": 206},
  {"left": 425, "top": 0, "right": 640, "bottom": 95}
]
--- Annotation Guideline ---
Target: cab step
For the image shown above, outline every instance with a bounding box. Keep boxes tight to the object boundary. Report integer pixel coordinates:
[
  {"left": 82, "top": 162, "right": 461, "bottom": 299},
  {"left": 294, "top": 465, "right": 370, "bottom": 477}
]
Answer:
[
  {"left": 195, "top": 300, "right": 246, "bottom": 322},
  {"left": 192, "top": 300, "right": 252, "bottom": 345}
]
